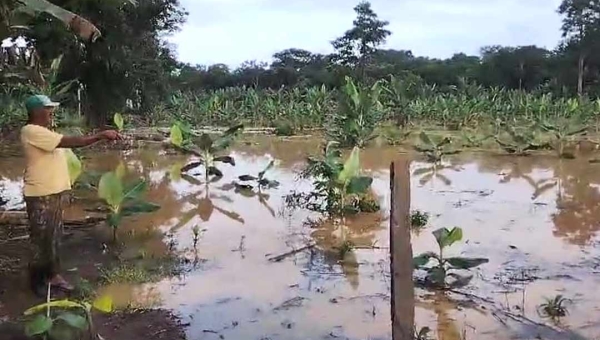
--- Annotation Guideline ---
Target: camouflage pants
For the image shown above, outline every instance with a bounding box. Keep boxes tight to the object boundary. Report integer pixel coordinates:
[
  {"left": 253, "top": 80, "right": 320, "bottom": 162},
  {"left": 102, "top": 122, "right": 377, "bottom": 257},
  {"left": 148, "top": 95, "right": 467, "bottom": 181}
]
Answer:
[{"left": 25, "top": 192, "right": 64, "bottom": 286}]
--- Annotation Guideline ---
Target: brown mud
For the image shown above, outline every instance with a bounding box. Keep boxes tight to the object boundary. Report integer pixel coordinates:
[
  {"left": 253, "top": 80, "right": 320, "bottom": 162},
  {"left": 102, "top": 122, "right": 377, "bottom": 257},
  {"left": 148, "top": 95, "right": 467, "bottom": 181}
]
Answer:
[{"left": 2, "top": 136, "right": 600, "bottom": 339}]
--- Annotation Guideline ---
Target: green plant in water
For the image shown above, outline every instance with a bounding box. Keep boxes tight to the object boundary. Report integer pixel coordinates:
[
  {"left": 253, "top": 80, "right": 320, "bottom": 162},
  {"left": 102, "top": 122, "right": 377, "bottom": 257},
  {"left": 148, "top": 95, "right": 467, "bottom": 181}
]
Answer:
[
  {"left": 537, "top": 295, "right": 571, "bottom": 320},
  {"left": 413, "top": 227, "right": 488, "bottom": 289},
  {"left": 113, "top": 112, "right": 124, "bottom": 131},
  {"left": 170, "top": 123, "right": 243, "bottom": 182},
  {"left": 170, "top": 121, "right": 195, "bottom": 148},
  {"left": 461, "top": 130, "right": 491, "bottom": 148},
  {"left": 98, "top": 170, "right": 160, "bottom": 242},
  {"left": 301, "top": 142, "right": 375, "bottom": 216},
  {"left": 23, "top": 287, "right": 113, "bottom": 340},
  {"left": 328, "top": 76, "right": 383, "bottom": 148},
  {"left": 377, "top": 122, "right": 411, "bottom": 146},
  {"left": 237, "top": 160, "right": 280, "bottom": 190},
  {"left": 542, "top": 118, "right": 587, "bottom": 158},
  {"left": 411, "top": 210, "right": 430, "bottom": 231},
  {"left": 495, "top": 127, "right": 547, "bottom": 156},
  {"left": 414, "top": 132, "right": 459, "bottom": 163},
  {"left": 414, "top": 326, "right": 433, "bottom": 340}
]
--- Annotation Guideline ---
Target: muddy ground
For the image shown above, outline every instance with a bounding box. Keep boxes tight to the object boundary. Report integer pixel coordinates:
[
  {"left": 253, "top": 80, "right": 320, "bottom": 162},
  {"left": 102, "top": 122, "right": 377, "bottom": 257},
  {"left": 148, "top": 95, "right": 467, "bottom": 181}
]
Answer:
[
  {"left": 2, "top": 135, "right": 600, "bottom": 339},
  {"left": 0, "top": 219, "right": 187, "bottom": 340}
]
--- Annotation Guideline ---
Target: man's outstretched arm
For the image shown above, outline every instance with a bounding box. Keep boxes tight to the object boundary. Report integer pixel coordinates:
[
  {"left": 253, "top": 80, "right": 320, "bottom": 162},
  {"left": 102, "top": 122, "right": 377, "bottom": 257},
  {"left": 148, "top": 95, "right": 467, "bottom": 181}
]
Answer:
[{"left": 58, "top": 130, "right": 122, "bottom": 148}]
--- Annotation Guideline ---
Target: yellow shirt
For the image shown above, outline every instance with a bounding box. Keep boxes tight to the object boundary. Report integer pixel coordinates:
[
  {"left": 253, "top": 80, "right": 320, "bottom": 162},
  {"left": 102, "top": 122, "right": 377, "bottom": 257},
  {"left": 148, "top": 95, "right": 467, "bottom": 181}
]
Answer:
[{"left": 20, "top": 124, "right": 71, "bottom": 197}]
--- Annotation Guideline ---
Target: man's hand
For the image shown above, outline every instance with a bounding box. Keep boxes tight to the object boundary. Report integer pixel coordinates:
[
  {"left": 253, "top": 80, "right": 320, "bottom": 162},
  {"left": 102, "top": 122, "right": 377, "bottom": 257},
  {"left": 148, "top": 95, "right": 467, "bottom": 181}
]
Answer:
[
  {"left": 59, "top": 130, "right": 123, "bottom": 148},
  {"left": 96, "top": 130, "right": 123, "bottom": 141}
]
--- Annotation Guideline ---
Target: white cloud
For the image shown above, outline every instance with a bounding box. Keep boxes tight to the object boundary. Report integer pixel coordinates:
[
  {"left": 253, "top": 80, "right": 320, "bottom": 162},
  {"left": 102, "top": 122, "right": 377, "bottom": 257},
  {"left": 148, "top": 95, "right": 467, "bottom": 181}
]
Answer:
[{"left": 170, "top": 0, "right": 564, "bottom": 67}]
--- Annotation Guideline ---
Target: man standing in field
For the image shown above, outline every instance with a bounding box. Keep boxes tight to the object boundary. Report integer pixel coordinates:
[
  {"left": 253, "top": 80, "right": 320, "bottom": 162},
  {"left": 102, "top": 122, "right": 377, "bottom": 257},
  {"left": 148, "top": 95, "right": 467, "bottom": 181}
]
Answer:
[{"left": 21, "top": 94, "right": 121, "bottom": 295}]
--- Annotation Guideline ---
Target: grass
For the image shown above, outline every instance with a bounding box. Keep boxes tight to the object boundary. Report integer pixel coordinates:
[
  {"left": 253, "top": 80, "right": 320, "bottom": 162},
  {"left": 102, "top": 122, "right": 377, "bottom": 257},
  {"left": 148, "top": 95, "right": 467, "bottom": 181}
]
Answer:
[
  {"left": 100, "top": 265, "right": 154, "bottom": 284},
  {"left": 99, "top": 254, "right": 183, "bottom": 285},
  {"left": 538, "top": 295, "right": 571, "bottom": 320}
]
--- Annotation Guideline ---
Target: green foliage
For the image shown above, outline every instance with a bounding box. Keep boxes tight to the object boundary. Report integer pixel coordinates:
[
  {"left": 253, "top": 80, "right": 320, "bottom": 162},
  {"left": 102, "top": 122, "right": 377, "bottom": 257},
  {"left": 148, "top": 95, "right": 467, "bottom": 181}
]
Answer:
[
  {"left": 538, "top": 295, "right": 571, "bottom": 320},
  {"left": 414, "top": 327, "right": 433, "bottom": 340},
  {"left": 274, "top": 120, "right": 295, "bottom": 136},
  {"left": 299, "top": 143, "right": 376, "bottom": 216},
  {"left": 97, "top": 170, "right": 160, "bottom": 241},
  {"left": 410, "top": 210, "right": 430, "bottom": 231},
  {"left": 23, "top": 293, "right": 113, "bottom": 340},
  {"left": 542, "top": 117, "right": 587, "bottom": 157},
  {"left": 170, "top": 123, "right": 243, "bottom": 181},
  {"left": 462, "top": 130, "right": 492, "bottom": 148},
  {"left": 328, "top": 77, "right": 383, "bottom": 148},
  {"left": 64, "top": 149, "right": 82, "bottom": 185},
  {"left": 100, "top": 265, "right": 154, "bottom": 284},
  {"left": 330, "top": 1, "right": 391, "bottom": 68},
  {"left": 495, "top": 127, "right": 547, "bottom": 155},
  {"left": 413, "top": 227, "right": 488, "bottom": 289},
  {"left": 113, "top": 112, "right": 124, "bottom": 131},
  {"left": 414, "top": 132, "right": 459, "bottom": 163}
]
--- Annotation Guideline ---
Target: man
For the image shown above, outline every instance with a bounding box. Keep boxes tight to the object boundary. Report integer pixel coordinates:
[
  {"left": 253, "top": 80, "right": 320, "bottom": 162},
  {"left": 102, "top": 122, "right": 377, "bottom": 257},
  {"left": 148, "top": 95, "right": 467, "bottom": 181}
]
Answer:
[{"left": 21, "top": 94, "right": 121, "bottom": 295}]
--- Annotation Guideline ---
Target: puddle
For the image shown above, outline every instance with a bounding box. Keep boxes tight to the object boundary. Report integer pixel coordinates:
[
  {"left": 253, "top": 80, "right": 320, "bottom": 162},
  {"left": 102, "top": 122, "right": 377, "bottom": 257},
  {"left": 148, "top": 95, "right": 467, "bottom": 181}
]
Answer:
[{"left": 1, "top": 136, "right": 600, "bottom": 339}]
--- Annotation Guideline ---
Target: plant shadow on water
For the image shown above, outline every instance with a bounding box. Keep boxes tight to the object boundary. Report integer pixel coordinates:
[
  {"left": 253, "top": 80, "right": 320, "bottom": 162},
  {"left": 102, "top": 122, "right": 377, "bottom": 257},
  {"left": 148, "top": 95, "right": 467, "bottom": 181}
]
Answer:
[{"left": 2, "top": 138, "right": 600, "bottom": 339}]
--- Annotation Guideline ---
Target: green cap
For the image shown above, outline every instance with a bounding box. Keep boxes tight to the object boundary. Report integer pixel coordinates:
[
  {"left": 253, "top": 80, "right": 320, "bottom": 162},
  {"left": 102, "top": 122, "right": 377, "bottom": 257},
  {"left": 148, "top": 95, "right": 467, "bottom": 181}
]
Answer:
[{"left": 25, "top": 95, "right": 60, "bottom": 112}]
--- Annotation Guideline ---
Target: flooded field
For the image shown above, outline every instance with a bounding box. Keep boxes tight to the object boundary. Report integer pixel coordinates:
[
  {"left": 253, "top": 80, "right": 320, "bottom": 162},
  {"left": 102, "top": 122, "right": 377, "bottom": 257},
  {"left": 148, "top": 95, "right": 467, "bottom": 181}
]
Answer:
[{"left": 2, "top": 136, "right": 600, "bottom": 340}]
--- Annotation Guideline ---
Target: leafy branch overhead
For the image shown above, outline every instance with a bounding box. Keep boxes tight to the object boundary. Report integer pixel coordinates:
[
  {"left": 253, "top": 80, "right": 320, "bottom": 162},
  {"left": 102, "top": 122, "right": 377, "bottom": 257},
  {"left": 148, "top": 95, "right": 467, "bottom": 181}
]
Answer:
[{"left": 170, "top": 123, "right": 243, "bottom": 181}]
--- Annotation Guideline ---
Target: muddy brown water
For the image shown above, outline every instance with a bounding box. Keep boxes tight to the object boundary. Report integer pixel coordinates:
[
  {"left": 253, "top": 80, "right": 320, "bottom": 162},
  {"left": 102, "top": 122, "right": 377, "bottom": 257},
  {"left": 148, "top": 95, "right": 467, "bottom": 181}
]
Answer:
[{"left": 1, "top": 137, "right": 600, "bottom": 340}]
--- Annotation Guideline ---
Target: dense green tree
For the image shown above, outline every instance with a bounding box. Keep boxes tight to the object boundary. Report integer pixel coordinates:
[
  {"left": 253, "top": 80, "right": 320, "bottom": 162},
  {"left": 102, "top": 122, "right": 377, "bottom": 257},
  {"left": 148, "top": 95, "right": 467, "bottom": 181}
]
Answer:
[
  {"left": 478, "top": 46, "right": 552, "bottom": 90},
  {"left": 331, "top": 1, "right": 391, "bottom": 77},
  {"left": 558, "top": 0, "right": 600, "bottom": 95},
  {"left": 25, "top": 0, "right": 187, "bottom": 125}
]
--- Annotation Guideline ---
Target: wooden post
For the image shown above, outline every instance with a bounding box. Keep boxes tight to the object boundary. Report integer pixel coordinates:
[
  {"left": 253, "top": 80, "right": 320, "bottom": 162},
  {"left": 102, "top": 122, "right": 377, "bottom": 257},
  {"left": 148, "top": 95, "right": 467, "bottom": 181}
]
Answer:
[{"left": 390, "top": 158, "right": 414, "bottom": 340}]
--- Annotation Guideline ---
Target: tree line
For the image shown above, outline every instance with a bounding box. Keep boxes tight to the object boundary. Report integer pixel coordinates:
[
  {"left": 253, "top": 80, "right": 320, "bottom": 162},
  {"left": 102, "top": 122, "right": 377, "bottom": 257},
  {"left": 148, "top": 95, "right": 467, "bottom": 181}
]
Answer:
[
  {"left": 175, "top": 1, "right": 600, "bottom": 98},
  {"left": 2, "top": 0, "right": 600, "bottom": 125}
]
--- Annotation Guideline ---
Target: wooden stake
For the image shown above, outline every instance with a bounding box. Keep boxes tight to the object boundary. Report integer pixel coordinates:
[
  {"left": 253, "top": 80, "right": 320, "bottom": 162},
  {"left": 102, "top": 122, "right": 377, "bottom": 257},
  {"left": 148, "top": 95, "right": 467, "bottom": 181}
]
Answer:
[{"left": 390, "top": 159, "right": 414, "bottom": 340}]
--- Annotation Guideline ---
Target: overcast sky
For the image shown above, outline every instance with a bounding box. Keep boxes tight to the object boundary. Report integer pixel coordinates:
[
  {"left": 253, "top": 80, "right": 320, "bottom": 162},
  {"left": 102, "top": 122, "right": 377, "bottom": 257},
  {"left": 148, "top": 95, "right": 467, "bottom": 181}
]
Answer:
[{"left": 169, "top": 0, "right": 564, "bottom": 68}]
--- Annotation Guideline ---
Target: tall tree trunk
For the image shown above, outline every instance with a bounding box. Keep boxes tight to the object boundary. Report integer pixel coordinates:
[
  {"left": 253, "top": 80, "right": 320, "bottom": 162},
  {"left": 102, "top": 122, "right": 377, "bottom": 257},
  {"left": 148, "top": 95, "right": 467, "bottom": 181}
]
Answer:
[
  {"left": 518, "top": 62, "right": 524, "bottom": 91},
  {"left": 390, "top": 159, "right": 414, "bottom": 340},
  {"left": 578, "top": 53, "right": 585, "bottom": 97}
]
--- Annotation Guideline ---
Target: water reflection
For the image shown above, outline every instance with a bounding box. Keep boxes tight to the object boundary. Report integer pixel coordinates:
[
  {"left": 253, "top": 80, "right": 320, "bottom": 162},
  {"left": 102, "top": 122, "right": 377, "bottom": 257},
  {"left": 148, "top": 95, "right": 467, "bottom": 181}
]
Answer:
[
  {"left": 413, "top": 163, "right": 462, "bottom": 187},
  {"left": 2, "top": 140, "right": 600, "bottom": 339},
  {"left": 171, "top": 178, "right": 244, "bottom": 232},
  {"left": 219, "top": 181, "right": 277, "bottom": 217}
]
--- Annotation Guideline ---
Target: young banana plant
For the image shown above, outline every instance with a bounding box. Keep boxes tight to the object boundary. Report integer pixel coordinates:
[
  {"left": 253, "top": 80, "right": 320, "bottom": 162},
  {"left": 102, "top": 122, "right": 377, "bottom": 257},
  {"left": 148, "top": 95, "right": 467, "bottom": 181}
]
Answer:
[
  {"left": 98, "top": 170, "right": 160, "bottom": 242},
  {"left": 413, "top": 227, "right": 488, "bottom": 289},
  {"left": 414, "top": 132, "right": 459, "bottom": 163},
  {"left": 461, "top": 130, "right": 492, "bottom": 148},
  {"left": 298, "top": 142, "right": 375, "bottom": 216},
  {"left": 542, "top": 119, "right": 587, "bottom": 158},
  {"left": 495, "top": 127, "right": 546, "bottom": 156},
  {"left": 170, "top": 123, "right": 243, "bottom": 182},
  {"left": 23, "top": 292, "right": 113, "bottom": 340}
]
